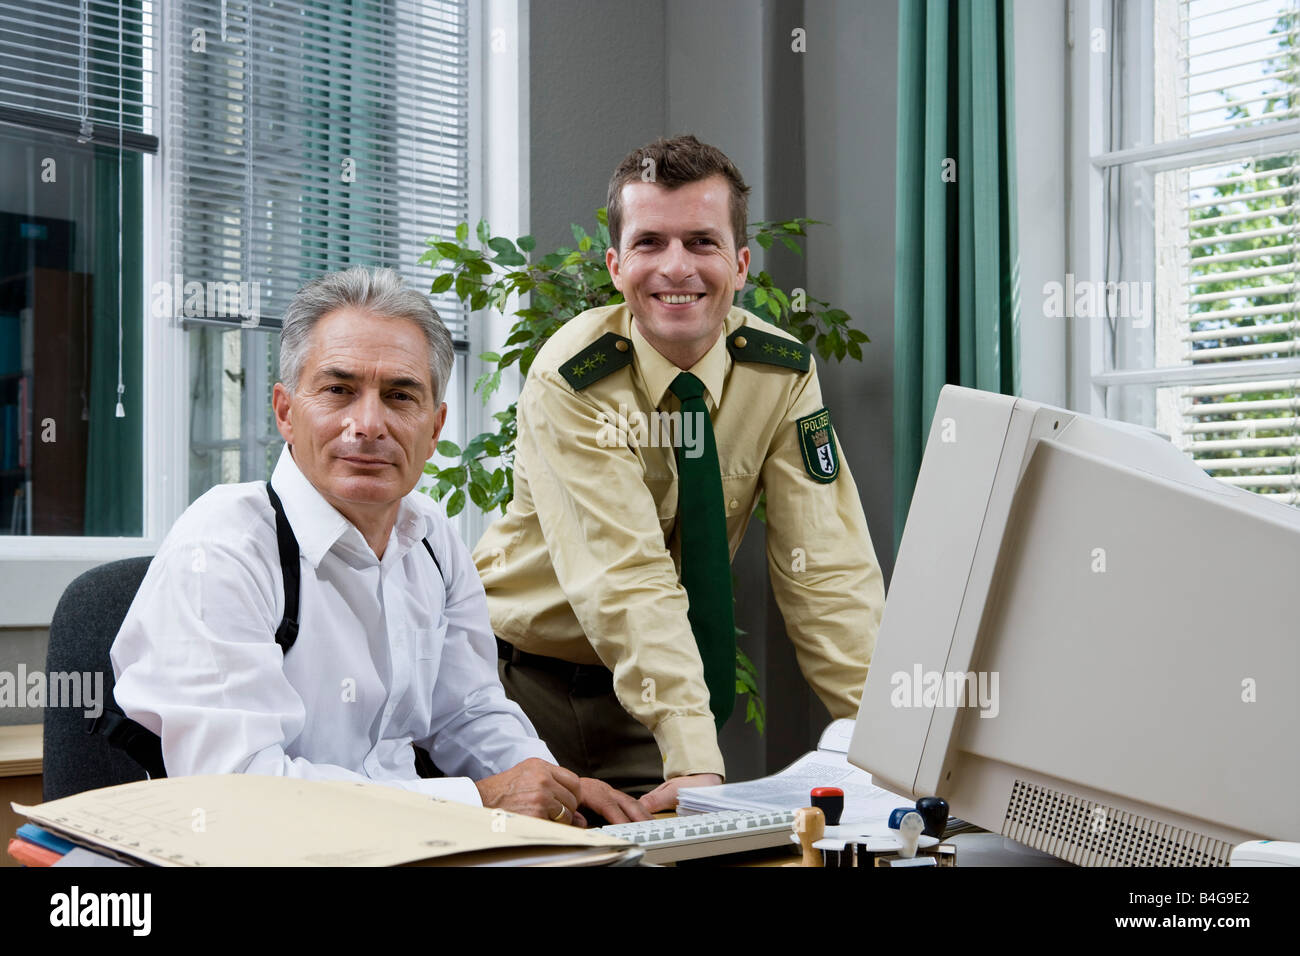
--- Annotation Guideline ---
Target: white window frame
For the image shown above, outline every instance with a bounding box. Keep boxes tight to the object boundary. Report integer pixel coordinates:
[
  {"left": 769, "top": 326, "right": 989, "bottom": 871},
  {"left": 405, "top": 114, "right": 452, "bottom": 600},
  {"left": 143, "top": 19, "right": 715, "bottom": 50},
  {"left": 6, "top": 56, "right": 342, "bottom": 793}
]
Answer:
[
  {"left": 457, "top": 0, "right": 529, "bottom": 549},
  {"left": 1069, "top": 0, "right": 1300, "bottom": 416},
  {"left": 0, "top": 0, "right": 181, "bottom": 627},
  {"left": 0, "top": 0, "right": 526, "bottom": 626}
]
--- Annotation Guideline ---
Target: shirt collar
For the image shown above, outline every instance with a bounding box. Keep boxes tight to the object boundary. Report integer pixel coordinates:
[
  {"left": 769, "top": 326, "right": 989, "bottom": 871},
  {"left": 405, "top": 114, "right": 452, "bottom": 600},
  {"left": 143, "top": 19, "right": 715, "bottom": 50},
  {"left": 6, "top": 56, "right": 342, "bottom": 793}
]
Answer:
[
  {"left": 629, "top": 307, "right": 741, "bottom": 409},
  {"left": 269, "top": 445, "right": 433, "bottom": 568}
]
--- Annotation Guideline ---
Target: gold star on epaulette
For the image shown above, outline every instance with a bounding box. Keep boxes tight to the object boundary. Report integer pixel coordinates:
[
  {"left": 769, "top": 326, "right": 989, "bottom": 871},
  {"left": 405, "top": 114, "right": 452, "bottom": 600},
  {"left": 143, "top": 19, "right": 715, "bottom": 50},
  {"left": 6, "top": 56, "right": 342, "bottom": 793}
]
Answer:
[
  {"left": 558, "top": 332, "right": 635, "bottom": 390},
  {"left": 727, "top": 325, "right": 811, "bottom": 372}
]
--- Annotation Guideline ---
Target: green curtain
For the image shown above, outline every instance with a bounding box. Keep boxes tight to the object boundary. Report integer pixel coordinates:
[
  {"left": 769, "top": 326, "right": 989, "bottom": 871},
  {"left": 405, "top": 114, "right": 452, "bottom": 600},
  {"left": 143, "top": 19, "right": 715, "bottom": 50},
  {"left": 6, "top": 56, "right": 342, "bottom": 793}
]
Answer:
[
  {"left": 893, "top": 0, "right": 1021, "bottom": 556},
  {"left": 83, "top": 146, "right": 144, "bottom": 536}
]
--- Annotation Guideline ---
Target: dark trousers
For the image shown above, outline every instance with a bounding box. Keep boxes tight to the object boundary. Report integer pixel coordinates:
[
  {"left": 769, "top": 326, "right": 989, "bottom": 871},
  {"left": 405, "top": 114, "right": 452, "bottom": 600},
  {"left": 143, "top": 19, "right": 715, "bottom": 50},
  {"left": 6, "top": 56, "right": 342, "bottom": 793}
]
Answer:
[{"left": 496, "top": 640, "right": 662, "bottom": 798}]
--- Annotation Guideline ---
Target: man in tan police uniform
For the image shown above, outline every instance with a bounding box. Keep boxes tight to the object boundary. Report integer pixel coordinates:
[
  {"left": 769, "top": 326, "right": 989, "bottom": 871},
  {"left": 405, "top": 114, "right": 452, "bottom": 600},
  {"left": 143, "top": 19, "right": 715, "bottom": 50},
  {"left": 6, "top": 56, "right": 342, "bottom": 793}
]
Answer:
[{"left": 473, "top": 135, "right": 885, "bottom": 813}]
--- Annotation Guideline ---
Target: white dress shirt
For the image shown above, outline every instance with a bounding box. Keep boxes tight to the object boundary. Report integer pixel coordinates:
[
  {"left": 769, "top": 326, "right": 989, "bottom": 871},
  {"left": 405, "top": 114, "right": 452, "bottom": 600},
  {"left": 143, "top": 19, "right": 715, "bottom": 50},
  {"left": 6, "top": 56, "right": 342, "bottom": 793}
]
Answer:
[{"left": 111, "top": 445, "right": 556, "bottom": 806}]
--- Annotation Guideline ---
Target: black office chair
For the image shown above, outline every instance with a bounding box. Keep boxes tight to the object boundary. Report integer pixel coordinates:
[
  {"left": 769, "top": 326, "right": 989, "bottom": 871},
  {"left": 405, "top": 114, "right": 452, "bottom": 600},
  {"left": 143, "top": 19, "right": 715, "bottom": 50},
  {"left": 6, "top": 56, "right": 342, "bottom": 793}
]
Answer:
[{"left": 42, "top": 557, "right": 153, "bottom": 800}]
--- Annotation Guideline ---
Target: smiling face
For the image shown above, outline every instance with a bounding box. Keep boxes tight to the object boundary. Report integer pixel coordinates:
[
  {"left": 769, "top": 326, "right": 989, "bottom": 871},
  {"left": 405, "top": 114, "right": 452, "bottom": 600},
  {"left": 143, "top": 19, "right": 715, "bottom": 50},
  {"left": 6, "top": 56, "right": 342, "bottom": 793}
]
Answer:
[
  {"left": 272, "top": 307, "right": 446, "bottom": 531},
  {"left": 606, "top": 174, "right": 750, "bottom": 370}
]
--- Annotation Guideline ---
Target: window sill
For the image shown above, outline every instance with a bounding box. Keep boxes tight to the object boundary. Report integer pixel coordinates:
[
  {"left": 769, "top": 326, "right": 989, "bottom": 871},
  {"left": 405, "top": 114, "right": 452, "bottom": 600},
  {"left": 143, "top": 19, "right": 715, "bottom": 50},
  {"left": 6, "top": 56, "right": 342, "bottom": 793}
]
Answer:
[{"left": 0, "top": 540, "right": 156, "bottom": 628}]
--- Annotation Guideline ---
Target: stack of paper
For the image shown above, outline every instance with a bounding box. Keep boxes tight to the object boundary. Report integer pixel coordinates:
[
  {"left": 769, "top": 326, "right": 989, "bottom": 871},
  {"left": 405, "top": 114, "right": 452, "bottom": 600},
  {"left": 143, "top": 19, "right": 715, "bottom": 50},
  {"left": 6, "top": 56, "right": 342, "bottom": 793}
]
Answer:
[
  {"left": 676, "top": 718, "right": 914, "bottom": 825},
  {"left": 11, "top": 774, "right": 640, "bottom": 867}
]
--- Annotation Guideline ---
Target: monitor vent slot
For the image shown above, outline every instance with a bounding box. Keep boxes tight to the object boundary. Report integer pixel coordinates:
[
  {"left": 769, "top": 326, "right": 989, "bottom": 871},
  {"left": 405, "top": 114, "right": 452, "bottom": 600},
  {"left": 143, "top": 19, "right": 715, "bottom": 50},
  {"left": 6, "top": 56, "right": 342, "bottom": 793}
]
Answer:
[{"left": 1001, "top": 779, "right": 1233, "bottom": 867}]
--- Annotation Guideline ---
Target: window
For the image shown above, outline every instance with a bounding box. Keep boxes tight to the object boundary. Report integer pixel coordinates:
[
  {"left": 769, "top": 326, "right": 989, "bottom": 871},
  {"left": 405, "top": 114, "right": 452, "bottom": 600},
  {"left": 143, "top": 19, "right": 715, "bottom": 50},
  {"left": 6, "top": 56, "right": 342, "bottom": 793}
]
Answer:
[
  {"left": 168, "top": 0, "right": 473, "bottom": 498},
  {"left": 0, "top": 0, "right": 156, "bottom": 535},
  {"left": 1087, "top": 0, "right": 1300, "bottom": 506}
]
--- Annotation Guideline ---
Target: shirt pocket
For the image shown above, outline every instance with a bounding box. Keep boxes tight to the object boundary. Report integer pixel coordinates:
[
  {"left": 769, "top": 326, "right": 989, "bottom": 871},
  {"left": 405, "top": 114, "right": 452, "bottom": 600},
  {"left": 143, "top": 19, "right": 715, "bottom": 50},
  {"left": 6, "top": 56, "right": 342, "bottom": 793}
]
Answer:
[{"left": 396, "top": 623, "right": 448, "bottom": 734}]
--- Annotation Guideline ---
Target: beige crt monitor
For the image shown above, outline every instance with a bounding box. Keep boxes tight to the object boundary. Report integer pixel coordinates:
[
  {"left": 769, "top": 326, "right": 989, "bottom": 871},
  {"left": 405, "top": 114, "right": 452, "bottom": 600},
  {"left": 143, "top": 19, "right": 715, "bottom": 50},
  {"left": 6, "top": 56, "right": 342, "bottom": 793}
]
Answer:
[{"left": 849, "top": 385, "right": 1300, "bottom": 866}]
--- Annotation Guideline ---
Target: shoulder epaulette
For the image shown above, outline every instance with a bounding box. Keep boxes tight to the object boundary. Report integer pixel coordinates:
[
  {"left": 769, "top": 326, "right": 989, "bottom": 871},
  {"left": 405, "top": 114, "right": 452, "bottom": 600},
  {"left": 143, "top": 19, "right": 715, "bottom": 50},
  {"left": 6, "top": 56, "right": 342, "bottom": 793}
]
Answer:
[
  {"left": 726, "top": 326, "right": 810, "bottom": 372},
  {"left": 558, "top": 331, "right": 633, "bottom": 390}
]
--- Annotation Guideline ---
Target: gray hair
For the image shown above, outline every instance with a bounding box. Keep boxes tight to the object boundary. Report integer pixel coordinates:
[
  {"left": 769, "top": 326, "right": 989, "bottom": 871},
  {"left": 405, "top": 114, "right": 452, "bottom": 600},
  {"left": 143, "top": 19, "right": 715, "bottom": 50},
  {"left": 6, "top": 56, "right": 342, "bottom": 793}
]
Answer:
[{"left": 279, "top": 266, "right": 455, "bottom": 405}]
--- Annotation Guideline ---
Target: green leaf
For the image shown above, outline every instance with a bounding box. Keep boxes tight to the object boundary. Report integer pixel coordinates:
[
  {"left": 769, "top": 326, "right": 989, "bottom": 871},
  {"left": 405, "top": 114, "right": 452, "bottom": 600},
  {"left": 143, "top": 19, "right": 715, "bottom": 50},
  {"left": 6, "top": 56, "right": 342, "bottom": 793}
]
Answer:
[
  {"left": 446, "top": 488, "right": 466, "bottom": 517},
  {"left": 848, "top": 328, "right": 870, "bottom": 343},
  {"left": 470, "top": 290, "right": 489, "bottom": 311},
  {"left": 579, "top": 235, "right": 593, "bottom": 252},
  {"left": 430, "top": 272, "right": 454, "bottom": 294},
  {"left": 476, "top": 218, "right": 491, "bottom": 244},
  {"left": 571, "top": 223, "right": 588, "bottom": 245},
  {"left": 484, "top": 436, "right": 501, "bottom": 456},
  {"left": 516, "top": 235, "right": 536, "bottom": 252},
  {"left": 436, "top": 440, "right": 461, "bottom": 458},
  {"left": 755, "top": 232, "right": 773, "bottom": 250},
  {"left": 596, "top": 207, "right": 608, "bottom": 226},
  {"left": 433, "top": 241, "right": 461, "bottom": 259},
  {"left": 781, "top": 235, "right": 802, "bottom": 255},
  {"left": 754, "top": 288, "right": 768, "bottom": 307},
  {"left": 463, "top": 258, "right": 492, "bottom": 276},
  {"left": 847, "top": 339, "right": 863, "bottom": 361},
  {"left": 455, "top": 222, "right": 469, "bottom": 242}
]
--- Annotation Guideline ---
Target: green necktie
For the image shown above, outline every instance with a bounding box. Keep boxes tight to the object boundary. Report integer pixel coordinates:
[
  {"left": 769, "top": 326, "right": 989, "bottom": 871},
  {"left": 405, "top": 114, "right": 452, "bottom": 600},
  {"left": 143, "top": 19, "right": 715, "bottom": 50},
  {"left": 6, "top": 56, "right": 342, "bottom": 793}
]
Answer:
[{"left": 668, "top": 371, "right": 735, "bottom": 728}]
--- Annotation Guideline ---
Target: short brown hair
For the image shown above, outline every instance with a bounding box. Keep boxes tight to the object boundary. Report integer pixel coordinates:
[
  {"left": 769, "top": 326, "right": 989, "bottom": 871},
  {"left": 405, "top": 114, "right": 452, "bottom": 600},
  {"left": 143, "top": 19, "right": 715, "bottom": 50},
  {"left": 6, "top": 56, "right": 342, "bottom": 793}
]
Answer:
[{"left": 606, "top": 134, "right": 751, "bottom": 253}]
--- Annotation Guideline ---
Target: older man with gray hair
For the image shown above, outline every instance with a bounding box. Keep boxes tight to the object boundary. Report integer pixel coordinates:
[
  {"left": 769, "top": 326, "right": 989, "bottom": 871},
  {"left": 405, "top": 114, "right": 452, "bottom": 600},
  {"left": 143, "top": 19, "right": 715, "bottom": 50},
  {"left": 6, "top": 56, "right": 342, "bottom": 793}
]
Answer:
[{"left": 111, "top": 267, "right": 648, "bottom": 826}]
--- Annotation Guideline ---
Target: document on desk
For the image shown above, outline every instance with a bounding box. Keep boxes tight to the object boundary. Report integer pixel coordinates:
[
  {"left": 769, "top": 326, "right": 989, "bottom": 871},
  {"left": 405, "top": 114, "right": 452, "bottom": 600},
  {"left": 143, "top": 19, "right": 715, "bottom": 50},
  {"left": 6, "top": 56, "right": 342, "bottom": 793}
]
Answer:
[
  {"left": 676, "top": 718, "right": 911, "bottom": 825},
  {"left": 12, "top": 774, "right": 637, "bottom": 867}
]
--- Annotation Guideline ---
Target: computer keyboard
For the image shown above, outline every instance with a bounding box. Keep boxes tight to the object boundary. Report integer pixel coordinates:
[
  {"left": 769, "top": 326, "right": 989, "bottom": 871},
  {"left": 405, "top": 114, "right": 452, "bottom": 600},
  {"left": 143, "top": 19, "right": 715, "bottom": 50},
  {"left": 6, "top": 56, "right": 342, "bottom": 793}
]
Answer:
[{"left": 598, "top": 809, "right": 797, "bottom": 864}]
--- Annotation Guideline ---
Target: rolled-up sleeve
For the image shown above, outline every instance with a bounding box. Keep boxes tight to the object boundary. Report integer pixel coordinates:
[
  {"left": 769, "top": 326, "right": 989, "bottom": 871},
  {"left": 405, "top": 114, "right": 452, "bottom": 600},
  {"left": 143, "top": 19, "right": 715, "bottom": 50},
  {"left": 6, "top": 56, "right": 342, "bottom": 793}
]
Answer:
[{"left": 517, "top": 369, "right": 724, "bottom": 780}]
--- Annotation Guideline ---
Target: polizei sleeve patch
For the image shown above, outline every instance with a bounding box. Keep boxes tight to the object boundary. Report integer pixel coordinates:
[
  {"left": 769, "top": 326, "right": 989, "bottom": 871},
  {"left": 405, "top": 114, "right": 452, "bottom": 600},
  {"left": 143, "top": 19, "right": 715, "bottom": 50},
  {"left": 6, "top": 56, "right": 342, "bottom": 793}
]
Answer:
[{"left": 797, "top": 407, "right": 840, "bottom": 483}]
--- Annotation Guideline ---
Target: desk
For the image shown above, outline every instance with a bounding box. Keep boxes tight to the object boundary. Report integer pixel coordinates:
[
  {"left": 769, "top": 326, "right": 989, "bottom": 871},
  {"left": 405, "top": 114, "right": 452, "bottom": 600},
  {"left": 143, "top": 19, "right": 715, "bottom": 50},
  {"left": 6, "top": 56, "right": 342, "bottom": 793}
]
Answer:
[{"left": 0, "top": 724, "right": 42, "bottom": 868}]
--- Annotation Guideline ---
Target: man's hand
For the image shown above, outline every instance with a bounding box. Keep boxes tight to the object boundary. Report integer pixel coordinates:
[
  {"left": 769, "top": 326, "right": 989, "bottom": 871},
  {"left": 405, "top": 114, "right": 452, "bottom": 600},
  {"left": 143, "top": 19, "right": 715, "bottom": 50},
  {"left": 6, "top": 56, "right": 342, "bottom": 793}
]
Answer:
[
  {"left": 577, "top": 777, "right": 653, "bottom": 826},
  {"left": 637, "top": 773, "right": 723, "bottom": 814},
  {"left": 474, "top": 758, "right": 584, "bottom": 825}
]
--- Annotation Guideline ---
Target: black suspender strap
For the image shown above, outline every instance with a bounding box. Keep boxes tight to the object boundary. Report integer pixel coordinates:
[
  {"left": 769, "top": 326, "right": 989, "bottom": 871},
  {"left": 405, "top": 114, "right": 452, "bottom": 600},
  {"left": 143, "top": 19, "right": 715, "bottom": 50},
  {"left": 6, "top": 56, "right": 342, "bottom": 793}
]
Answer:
[
  {"left": 421, "top": 538, "right": 442, "bottom": 580},
  {"left": 85, "top": 708, "right": 167, "bottom": 780},
  {"left": 264, "top": 481, "right": 301, "bottom": 654}
]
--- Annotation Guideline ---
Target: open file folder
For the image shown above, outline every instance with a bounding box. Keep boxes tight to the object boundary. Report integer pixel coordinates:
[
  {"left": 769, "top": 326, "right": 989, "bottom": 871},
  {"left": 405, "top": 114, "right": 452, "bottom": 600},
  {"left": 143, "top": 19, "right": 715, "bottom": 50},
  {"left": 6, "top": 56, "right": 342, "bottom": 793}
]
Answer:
[{"left": 11, "top": 774, "right": 641, "bottom": 866}]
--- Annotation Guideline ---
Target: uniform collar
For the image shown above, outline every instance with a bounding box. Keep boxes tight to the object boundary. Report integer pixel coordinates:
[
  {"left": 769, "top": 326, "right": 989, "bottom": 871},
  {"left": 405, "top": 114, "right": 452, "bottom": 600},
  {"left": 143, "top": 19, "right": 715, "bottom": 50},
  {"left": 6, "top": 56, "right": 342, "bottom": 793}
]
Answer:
[
  {"left": 269, "top": 445, "right": 433, "bottom": 568},
  {"left": 629, "top": 307, "right": 741, "bottom": 409}
]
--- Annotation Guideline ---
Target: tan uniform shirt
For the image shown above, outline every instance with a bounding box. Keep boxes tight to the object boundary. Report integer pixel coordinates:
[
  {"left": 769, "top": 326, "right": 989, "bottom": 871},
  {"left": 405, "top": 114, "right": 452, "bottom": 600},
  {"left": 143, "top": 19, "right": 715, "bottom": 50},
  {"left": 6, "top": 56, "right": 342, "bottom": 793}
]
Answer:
[{"left": 473, "top": 303, "right": 886, "bottom": 780}]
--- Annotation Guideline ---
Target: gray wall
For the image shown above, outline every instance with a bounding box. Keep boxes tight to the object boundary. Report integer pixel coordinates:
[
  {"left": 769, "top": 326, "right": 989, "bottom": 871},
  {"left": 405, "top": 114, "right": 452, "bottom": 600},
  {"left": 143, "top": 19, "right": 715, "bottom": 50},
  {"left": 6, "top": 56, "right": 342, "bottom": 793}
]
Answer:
[{"left": 527, "top": 0, "right": 666, "bottom": 254}]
